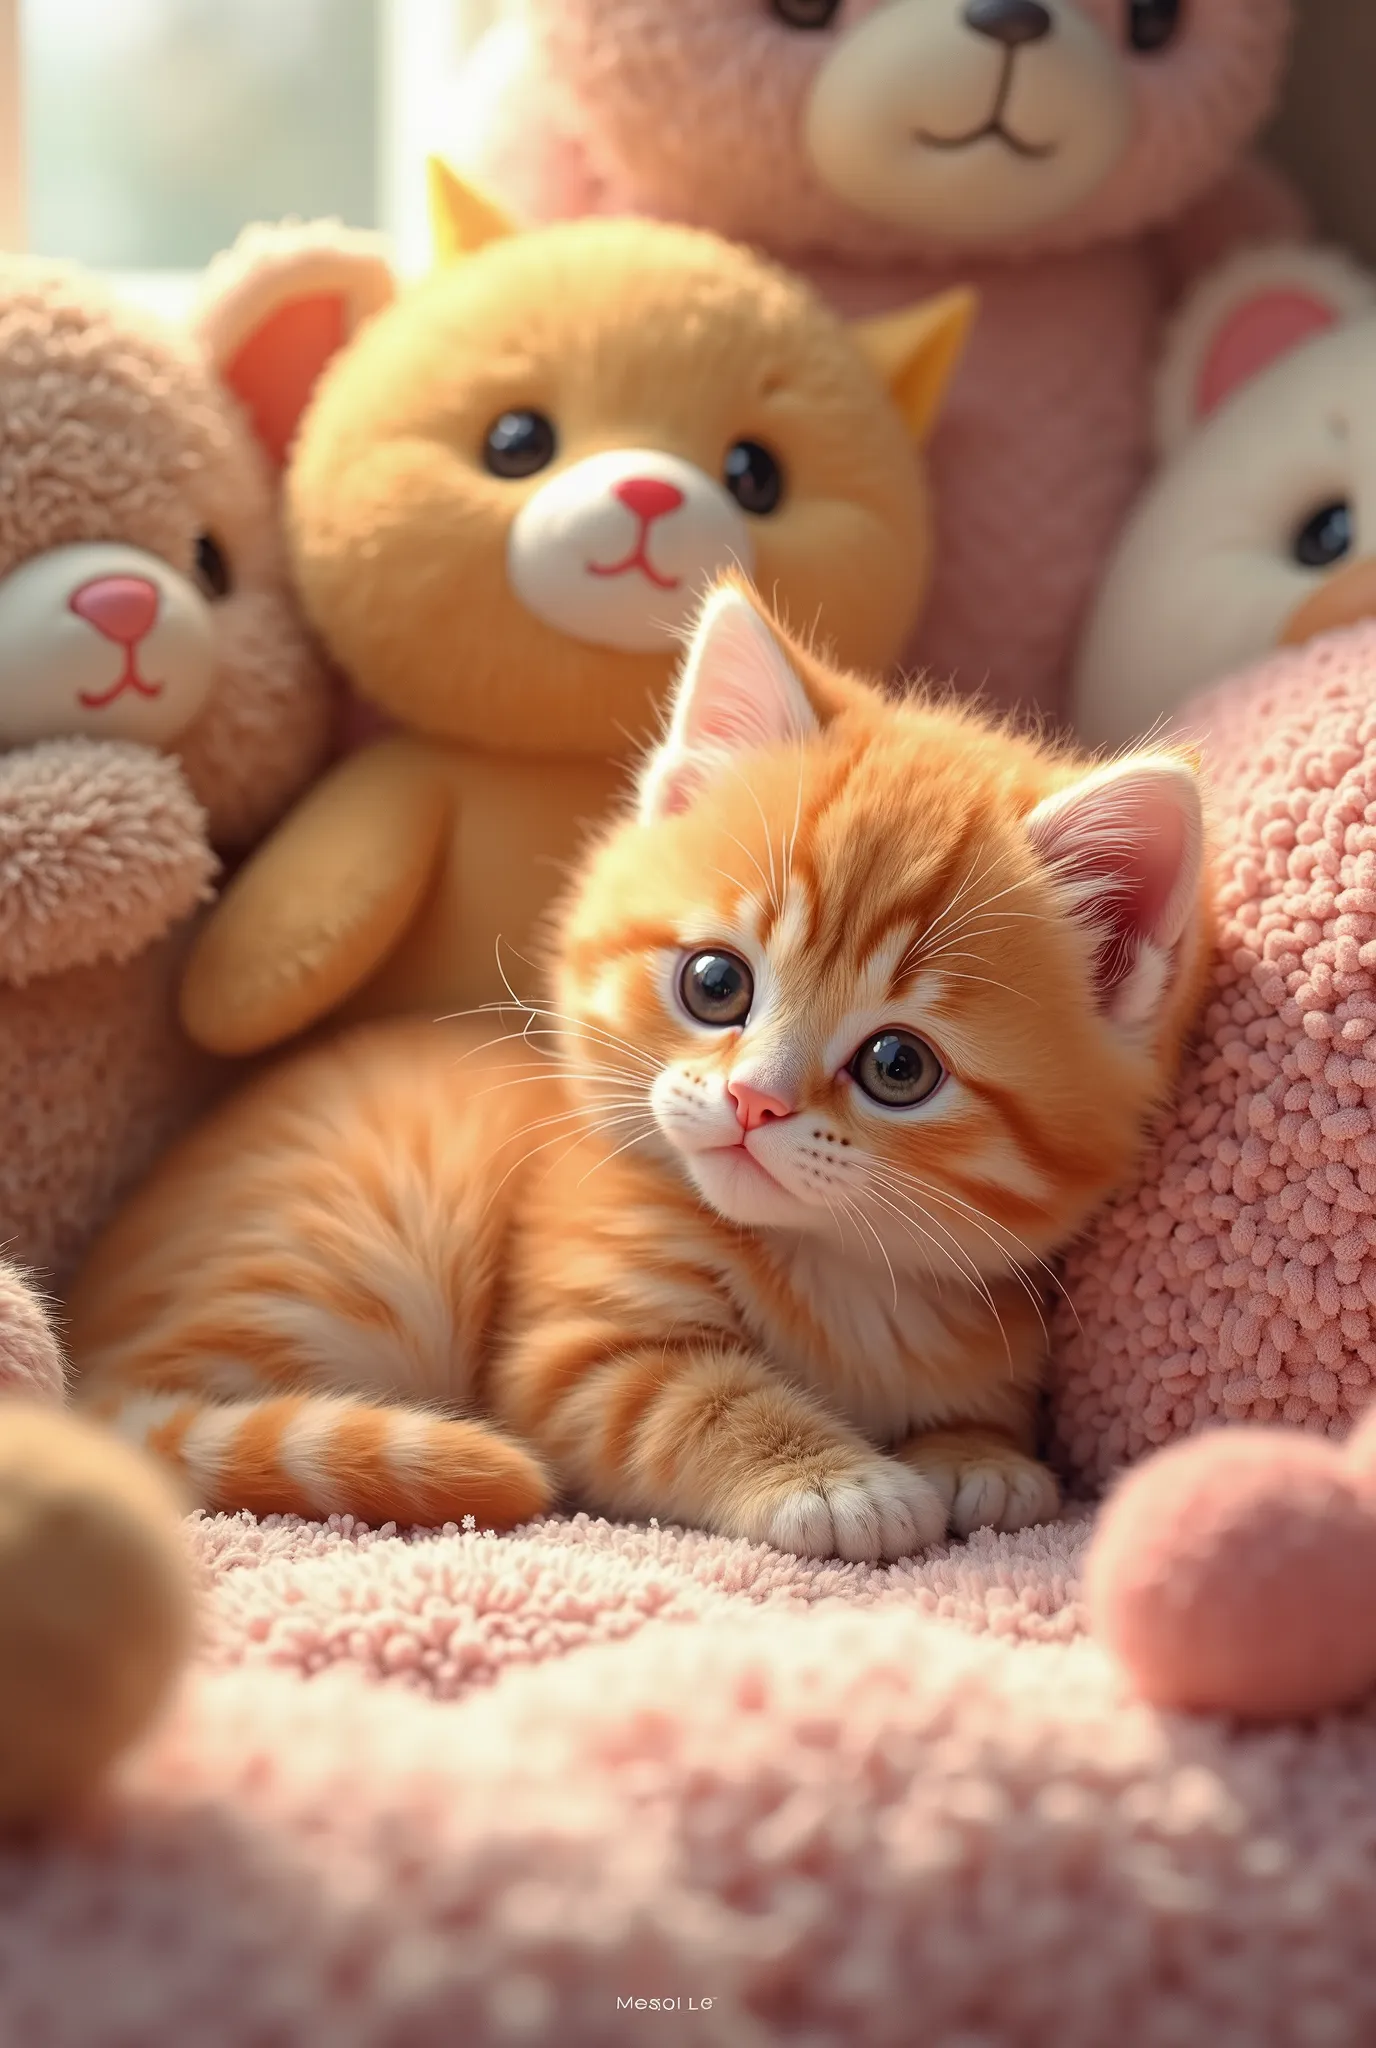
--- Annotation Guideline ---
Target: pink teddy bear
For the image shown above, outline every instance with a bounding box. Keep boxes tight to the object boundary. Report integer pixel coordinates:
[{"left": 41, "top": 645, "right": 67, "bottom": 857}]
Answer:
[{"left": 453, "top": 0, "right": 1301, "bottom": 715}]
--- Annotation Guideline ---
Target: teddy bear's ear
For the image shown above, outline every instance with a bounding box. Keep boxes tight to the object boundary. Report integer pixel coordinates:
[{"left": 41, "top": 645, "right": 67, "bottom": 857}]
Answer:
[
  {"left": 193, "top": 220, "right": 397, "bottom": 468},
  {"left": 849, "top": 288, "right": 976, "bottom": 447},
  {"left": 1155, "top": 245, "right": 1376, "bottom": 460},
  {"left": 427, "top": 156, "right": 517, "bottom": 264}
]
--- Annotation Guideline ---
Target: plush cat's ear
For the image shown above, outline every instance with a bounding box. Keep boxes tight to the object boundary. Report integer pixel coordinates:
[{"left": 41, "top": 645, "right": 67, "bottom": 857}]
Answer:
[
  {"left": 850, "top": 287, "right": 976, "bottom": 445},
  {"left": 427, "top": 156, "right": 517, "bottom": 264},
  {"left": 637, "top": 585, "right": 819, "bottom": 824},
  {"left": 1027, "top": 754, "right": 1204, "bottom": 1030}
]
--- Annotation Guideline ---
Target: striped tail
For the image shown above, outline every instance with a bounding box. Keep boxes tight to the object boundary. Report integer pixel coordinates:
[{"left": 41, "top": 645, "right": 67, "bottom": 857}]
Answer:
[{"left": 89, "top": 1388, "right": 553, "bottom": 1531}]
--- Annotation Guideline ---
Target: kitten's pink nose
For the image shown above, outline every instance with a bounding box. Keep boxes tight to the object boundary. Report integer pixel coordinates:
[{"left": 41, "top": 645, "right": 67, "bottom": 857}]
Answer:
[
  {"left": 69, "top": 575, "right": 160, "bottom": 647},
  {"left": 730, "top": 1080, "right": 793, "bottom": 1132},
  {"left": 615, "top": 478, "right": 684, "bottom": 525}
]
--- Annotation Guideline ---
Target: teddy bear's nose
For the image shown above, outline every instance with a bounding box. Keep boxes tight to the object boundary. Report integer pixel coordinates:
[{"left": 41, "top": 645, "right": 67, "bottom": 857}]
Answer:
[
  {"left": 615, "top": 478, "right": 686, "bottom": 526},
  {"left": 69, "top": 576, "right": 160, "bottom": 648},
  {"left": 963, "top": 0, "right": 1053, "bottom": 47}
]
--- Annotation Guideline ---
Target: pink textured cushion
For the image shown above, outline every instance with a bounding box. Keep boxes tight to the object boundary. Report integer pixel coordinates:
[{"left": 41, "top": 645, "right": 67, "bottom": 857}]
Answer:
[
  {"left": 1052, "top": 622, "right": 1376, "bottom": 1487},
  {"left": 11, "top": 1506, "right": 1376, "bottom": 2041}
]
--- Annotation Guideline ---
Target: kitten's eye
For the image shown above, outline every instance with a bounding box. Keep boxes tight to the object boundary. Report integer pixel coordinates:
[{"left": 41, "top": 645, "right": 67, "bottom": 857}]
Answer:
[
  {"left": 724, "top": 441, "right": 785, "bottom": 517},
  {"left": 483, "top": 410, "right": 557, "bottom": 480},
  {"left": 849, "top": 1030, "right": 944, "bottom": 1109},
  {"left": 193, "top": 533, "right": 232, "bottom": 600},
  {"left": 1293, "top": 500, "right": 1353, "bottom": 571},
  {"left": 771, "top": 0, "right": 843, "bottom": 26},
  {"left": 679, "top": 950, "right": 754, "bottom": 1027},
  {"left": 1126, "top": 0, "right": 1183, "bottom": 53}
]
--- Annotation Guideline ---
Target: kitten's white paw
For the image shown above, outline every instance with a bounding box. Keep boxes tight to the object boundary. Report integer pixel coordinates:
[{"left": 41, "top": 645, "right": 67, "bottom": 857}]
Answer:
[
  {"left": 910, "top": 1440, "right": 1059, "bottom": 1538},
  {"left": 755, "top": 1458, "right": 947, "bottom": 1563}
]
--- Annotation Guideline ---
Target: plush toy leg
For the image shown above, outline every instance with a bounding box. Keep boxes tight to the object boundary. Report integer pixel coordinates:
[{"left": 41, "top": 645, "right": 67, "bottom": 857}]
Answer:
[
  {"left": 0, "top": 1406, "right": 194, "bottom": 1826},
  {"left": 1086, "top": 1417, "right": 1376, "bottom": 1722}
]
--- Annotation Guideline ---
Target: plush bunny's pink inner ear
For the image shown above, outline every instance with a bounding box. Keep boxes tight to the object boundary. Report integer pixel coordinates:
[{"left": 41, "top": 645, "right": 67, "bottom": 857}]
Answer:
[
  {"left": 219, "top": 293, "right": 350, "bottom": 469},
  {"left": 1195, "top": 290, "right": 1339, "bottom": 426}
]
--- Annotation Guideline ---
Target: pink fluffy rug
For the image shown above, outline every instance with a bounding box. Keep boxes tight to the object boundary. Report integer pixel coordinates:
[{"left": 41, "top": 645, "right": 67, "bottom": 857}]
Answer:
[{"left": 4, "top": 1507, "right": 1376, "bottom": 2046}]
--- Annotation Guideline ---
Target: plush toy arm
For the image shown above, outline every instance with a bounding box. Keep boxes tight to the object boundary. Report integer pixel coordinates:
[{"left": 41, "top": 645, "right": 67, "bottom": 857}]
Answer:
[
  {"left": 0, "top": 739, "right": 216, "bottom": 989},
  {"left": 179, "top": 737, "right": 452, "bottom": 1057},
  {"left": 1152, "top": 155, "right": 1312, "bottom": 304}
]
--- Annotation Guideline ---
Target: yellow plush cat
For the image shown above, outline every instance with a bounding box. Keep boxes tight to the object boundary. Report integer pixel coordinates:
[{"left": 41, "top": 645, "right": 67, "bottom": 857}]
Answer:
[{"left": 179, "top": 164, "right": 973, "bottom": 1055}]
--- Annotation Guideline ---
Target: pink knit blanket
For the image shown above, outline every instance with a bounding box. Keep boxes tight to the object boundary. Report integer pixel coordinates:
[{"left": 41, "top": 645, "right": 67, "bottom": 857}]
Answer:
[{"left": 3, "top": 1508, "right": 1374, "bottom": 2046}]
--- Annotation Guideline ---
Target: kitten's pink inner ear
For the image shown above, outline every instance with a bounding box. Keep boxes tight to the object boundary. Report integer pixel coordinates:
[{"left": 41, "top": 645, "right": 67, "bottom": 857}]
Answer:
[
  {"left": 220, "top": 293, "right": 349, "bottom": 468},
  {"left": 1196, "top": 290, "right": 1338, "bottom": 423},
  {"left": 1029, "top": 765, "right": 1202, "bottom": 1008}
]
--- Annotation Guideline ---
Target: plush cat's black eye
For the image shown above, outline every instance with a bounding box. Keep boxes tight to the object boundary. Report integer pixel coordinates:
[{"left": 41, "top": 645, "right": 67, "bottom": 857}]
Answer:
[
  {"left": 1126, "top": 0, "right": 1183, "bottom": 53},
  {"left": 679, "top": 950, "right": 755, "bottom": 1028},
  {"left": 771, "top": 0, "right": 843, "bottom": 27},
  {"left": 724, "top": 441, "right": 785, "bottom": 517},
  {"left": 849, "top": 1030, "right": 944, "bottom": 1109},
  {"left": 1293, "top": 500, "right": 1354, "bottom": 571},
  {"left": 193, "top": 533, "right": 232, "bottom": 601},
  {"left": 483, "top": 410, "right": 557, "bottom": 480}
]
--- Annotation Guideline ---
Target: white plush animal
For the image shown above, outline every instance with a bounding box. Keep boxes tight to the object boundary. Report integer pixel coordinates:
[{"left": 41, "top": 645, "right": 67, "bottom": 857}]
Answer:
[{"left": 1074, "top": 246, "right": 1376, "bottom": 750}]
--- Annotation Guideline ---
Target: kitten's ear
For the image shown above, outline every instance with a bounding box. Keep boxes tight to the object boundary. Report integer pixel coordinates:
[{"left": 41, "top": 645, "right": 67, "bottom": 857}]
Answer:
[
  {"left": 637, "top": 585, "right": 819, "bottom": 823},
  {"left": 1027, "top": 754, "right": 1205, "bottom": 1029}
]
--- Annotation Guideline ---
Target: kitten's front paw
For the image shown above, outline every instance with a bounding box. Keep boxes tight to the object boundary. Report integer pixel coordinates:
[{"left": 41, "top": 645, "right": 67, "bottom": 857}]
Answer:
[
  {"left": 750, "top": 1457, "right": 947, "bottom": 1563},
  {"left": 901, "top": 1430, "right": 1059, "bottom": 1538}
]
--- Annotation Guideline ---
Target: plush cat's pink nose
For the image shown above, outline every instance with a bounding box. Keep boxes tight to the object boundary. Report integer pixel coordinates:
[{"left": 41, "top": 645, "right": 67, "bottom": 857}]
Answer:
[
  {"left": 615, "top": 478, "right": 684, "bottom": 525},
  {"left": 69, "top": 575, "right": 159, "bottom": 647},
  {"left": 730, "top": 1080, "right": 792, "bottom": 1132}
]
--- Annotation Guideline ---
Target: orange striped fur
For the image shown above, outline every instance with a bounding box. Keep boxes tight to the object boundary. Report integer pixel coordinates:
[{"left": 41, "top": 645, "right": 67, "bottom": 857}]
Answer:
[{"left": 67, "top": 582, "right": 1212, "bottom": 1559}]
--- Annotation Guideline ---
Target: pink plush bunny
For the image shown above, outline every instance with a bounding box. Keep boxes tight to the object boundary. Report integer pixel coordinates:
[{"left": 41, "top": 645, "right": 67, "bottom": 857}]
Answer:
[{"left": 452, "top": 0, "right": 1302, "bottom": 716}]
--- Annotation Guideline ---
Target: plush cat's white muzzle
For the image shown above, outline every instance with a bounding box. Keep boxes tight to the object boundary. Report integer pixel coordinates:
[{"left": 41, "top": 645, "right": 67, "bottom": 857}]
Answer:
[
  {"left": 506, "top": 449, "right": 756, "bottom": 654},
  {"left": 0, "top": 541, "right": 216, "bottom": 749},
  {"left": 803, "top": 0, "right": 1132, "bottom": 241}
]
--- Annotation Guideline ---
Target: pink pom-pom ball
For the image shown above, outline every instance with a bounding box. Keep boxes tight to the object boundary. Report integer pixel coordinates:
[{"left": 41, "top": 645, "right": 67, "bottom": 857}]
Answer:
[{"left": 1086, "top": 1427, "right": 1376, "bottom": 1722}]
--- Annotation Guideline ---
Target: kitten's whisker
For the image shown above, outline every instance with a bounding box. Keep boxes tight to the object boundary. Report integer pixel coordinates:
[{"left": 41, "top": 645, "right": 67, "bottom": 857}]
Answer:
[
  {"left": 863, "top": 1181, "right": 1014, "bottom": 1367},
  {"left": 905, "top": 877, "right": 1044, "bottom": 973},
  {"left": 869, "top": 1161, "right": 1071, "bottom": 1316},
  {"left": 717, "top": 826, "right": 776, "bottom": 917},
  {"left": 482, "top": 1110, "right": 655, "bottom": 1212},
  {"left": 433, "top": 1000, "right": 661, "bottom": 1080},
  {"left": 840, "top": 1192, "right": 899, "bottom": 1312},
  {"left": 924, "top": 968, "right": 1037, "bottom": 1005},
  {"left": 573, "top": 1121, "right": 662, "bottom": 1191},
  {"left": 723, "top": 763, "right": 782, "bottom": 917},
  {"left": 865, "top": 1166, "right": 1055, "bottom": 1347}
]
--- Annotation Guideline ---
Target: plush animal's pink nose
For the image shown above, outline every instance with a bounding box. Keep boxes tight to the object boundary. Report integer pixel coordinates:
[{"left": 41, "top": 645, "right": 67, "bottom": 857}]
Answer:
[
  {"left": 69, "top": 576, "right": 160, "bottom": 647},
  {"left": 730, "top": 1080, "right": 793, "bottom": 1132},
  {"left": 615, "top": 478, "right": 685, "bottom": 524}
]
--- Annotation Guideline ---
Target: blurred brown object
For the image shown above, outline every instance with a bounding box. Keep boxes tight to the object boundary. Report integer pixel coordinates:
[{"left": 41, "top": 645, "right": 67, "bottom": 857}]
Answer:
[{"left": 1267, "top": 0, "right": 1376, "bottom": 263}]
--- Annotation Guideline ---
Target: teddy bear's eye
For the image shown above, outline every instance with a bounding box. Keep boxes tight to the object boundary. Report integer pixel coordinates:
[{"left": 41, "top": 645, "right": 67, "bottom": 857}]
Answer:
[
  {"left": 1293, "top": 501, "right": 1354, "bottom": 572},
  {"left": 193, "top": 533, "right": 232, "bottom": 600},
  {"left": 484, "top": 411, "right": 558, "bottom": 480},
  {"left": 771, "top": 0, "right": 843, "bottom": 28},
  {"left": 1126, "top": 0, "right": 1183, "bottom": 53}
]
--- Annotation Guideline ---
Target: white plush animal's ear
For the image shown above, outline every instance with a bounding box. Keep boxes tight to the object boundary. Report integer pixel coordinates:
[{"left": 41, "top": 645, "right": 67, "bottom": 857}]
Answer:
[
  {"left": 1028, "top": 753, "right": 1204, "bottom": 1032},
  {"left": 1155, "top": 245, "right": 1376, "bottom": 460},
  {"left": 637, "top": 584, "right": 819, "bottom": 824}
]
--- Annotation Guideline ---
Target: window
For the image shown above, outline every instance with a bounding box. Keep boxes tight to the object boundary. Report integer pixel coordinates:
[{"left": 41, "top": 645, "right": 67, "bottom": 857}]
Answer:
[{"left": 5, "top": 0, "right": 504, "bottom": 309}]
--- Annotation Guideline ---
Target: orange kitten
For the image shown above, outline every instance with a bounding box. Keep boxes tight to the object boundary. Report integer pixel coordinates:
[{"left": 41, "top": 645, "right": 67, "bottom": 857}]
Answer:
[{"left": 67, "top": 584, "right": 1210, "bottom": 1560}]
